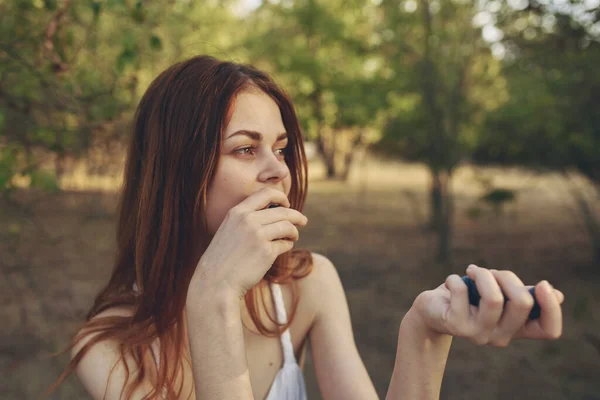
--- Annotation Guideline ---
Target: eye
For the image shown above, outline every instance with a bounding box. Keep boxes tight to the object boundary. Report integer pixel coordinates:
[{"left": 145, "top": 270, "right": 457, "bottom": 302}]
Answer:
[
  {"left": 235, "top": 146, "right": 256, "bottom": 156},
  {"left": 275, "top": 148, "right": 287, "bottom": 158}
]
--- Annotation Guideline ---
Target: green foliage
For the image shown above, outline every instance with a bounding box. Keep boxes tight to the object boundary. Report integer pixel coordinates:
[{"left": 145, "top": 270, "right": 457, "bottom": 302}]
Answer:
[
  {"left": 0, "top": 150, "right": 16, "bottom": 191},
  {"left": 245, "top": 0, "right": 387, "bottom": 135},
  {"left": 0, "top": 0, "right": 243, "bottom": 192},
  {"left": 1, "top": 0, "right": 598, "bottom": 194},
  {"left": 29, "top": 170, "right": 60, "bottom": 192},
  {"left": 378, "top": 0, "right": 501, "bottom": 173},
  {"left": 474, "top": 5, "right": 600, "bottom": 185}
]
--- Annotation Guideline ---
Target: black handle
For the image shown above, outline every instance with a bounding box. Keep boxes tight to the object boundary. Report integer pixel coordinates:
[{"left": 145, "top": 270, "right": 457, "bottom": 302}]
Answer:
[{"left": 461, "top": 276, "right": 541, "bottom": 320}]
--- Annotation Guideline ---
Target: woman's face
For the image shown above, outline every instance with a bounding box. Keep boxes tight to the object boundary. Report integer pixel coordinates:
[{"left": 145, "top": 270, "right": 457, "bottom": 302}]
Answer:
[{"left": 205, "top": 89, "right": 292, "bottom": 235}]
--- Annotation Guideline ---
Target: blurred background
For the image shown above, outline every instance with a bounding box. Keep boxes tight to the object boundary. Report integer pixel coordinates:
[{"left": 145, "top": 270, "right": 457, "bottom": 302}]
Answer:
[{"left": 1, "top": 0, "right": 599, "bottom": 399}]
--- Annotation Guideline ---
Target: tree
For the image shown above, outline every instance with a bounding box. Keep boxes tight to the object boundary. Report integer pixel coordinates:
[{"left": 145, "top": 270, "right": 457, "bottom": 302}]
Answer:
[
  {"left": 0, "top": 0, "right": 242, "bottom": 194},
  {"left": 244, "top": 0, "right": 387, "bottom": 180},
  {"left": 376, "top": 0, "right": 505, "bottom": 264},
  {"left": 475, "top": 1, "right": 600, "bottom": 262}
]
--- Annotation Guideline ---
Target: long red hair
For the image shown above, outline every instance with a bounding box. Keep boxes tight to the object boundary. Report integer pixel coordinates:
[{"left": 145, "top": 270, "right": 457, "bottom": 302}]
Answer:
[{"left": 49, "top": 55, "right": 313, "bottom": 399}]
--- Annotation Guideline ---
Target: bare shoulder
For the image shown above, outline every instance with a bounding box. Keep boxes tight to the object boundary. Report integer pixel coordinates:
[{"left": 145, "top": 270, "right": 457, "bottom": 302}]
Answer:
[
  {"left": 296, "top": 252, "right": 344, "bottom": 314},
  {"left": 71, "top": 306, "right": 133, "bottom": 359},
  {"left": 302, "top": 252, "right": 341, "bottom": 285},
  {"left": 72, "top": 306, "right": 155, "bottom": 400}
]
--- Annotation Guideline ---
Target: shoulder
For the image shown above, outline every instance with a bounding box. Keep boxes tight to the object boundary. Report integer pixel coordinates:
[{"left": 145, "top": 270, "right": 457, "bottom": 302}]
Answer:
[
  {"left": 296, "top": 252, "right": 345, "bottom": 318},
  {"left": 71, "top": 306, "right": 133, "bottom": 360},
  {"left": 71, "top": 307, "right": 132, "bottom": 358},
  {"left": 72, "top": 307, "right": 155, "bottom": 400},
  {"left": 306, "top": 252, "right": 341, "bottom": 284}
]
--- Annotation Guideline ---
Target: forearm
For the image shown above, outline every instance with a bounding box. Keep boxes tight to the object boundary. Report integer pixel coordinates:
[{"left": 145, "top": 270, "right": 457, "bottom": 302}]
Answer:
[
  {"left": 385, "top": 308, "right": 453, "bottom": 400},
  {"left": 186, "top": 286, "right": 254, "bottom": 400}
]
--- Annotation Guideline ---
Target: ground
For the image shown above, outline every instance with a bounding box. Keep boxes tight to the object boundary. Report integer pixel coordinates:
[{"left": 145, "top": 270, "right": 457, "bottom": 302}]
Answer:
[{"left": 1, "top": 157, "right": 599, "bottom": 399}]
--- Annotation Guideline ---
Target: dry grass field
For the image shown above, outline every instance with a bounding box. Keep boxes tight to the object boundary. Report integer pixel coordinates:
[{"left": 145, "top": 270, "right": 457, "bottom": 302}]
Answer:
[{"left": 1, "top": 155, "right": 599, "bottom": 399}]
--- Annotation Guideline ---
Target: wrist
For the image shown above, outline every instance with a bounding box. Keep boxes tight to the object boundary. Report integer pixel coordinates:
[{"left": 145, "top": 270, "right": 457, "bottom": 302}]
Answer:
[
  {"left": 400, "top": 306, "right": 451, "bottom": 343},
  {"left": 386, "top": 308, "right": 453, "bottom": 400},
  {"left": 185, "top": 287, "right": 243, "bottom": 343},
  {"left": 186, "top": 275, "right": 241, "bottom": 316},
  {"left": 187, "top": 258, "right": 242, "bottom": 301}
]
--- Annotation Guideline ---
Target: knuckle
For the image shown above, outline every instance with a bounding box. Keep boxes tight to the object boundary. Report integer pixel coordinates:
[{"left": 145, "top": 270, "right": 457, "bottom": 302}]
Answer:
[
  {"left": 546, "top": 329, "right": 562, "bottom": 340},
  {"left": 484, "top": 294, "right": 505, "bottom": 309},
  {"left": 490, "top": 338, "right": 511, "bottom": 348},
  {"left": 455, "top": 282, "right": 468, "bottom": 295},
  {"left": 505, "top": 270, "right": 519, "bottom": 280},
  {"left": 287, "top": 227, "right": 299, "bottom": 241},
  {"left": 470, "top": 335, "right": 490, "bottom": 346},
  {"left": 268, "top": 187, "right": 282, "bottom": 198},
  {"left": 514, "top": 293, "right": 535, "bottom": 310},
  {"left": 460, "top": 323, "right": 478, "bottom": 338},
  {"left": 497, "top": 269, "right": 517, "bottom": 280},
  {"left": 255, "top": 228, "right": 267, "bottom": 241},
  {"left": 263, "top": 242, "right": 276, "bottom": 257},
  {"left": 452, "top": 323, "right": 472, "bottom": 338},
  {"left": 241, "top": 211, "right": 254, "bottom": 225}
]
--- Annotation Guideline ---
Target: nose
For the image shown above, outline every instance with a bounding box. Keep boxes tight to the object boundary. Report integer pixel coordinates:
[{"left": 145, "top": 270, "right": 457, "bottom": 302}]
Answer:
[{"left": 257, "top": 152, "right": 289, "bottom": 184}]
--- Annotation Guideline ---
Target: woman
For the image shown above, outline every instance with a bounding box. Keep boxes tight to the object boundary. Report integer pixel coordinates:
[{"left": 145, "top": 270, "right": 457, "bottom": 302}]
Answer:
[{"left": 52, "top": 55, "right": 564, "bottom": 400}]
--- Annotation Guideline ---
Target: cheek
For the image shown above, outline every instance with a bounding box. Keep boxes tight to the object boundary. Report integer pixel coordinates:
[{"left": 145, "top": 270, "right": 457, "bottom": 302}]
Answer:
[
  {"left": 284, "top": 174, "right": 292, "bottom": 195},
  {"left": 205, "top": 168, "right": 256, "bottom": 234}
]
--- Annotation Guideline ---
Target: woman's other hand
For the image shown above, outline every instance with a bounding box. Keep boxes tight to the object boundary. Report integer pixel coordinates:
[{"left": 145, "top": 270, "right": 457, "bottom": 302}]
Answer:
[{"left": 413, "top": 264, "right": 564, "bottom": 347}]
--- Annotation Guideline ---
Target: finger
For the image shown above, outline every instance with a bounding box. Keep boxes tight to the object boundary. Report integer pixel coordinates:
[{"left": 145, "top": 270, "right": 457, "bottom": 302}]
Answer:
[
  {"left": 466, "top": 265, "right": 504, "bottom": 332},
  {"left": 270, "top": 238, "right": 295, "bottom": 256},
  {"left": 239, "top": 188, "right": 291, "bottom": 212},
  {"left": 524, "top": 285, "right": 563, "bottom": 304},
  {"left": 444, "top": 274, "right": 471, "bottom": 329},
  {"left": 254, "top": 207, "right": 308, "bottom": 227},
  {"left": 262, "top": 221, "right": 300, "bottom": 242},
  {"left": 490, "top": 269, "right": 524, "bottom": 286},
  {"left": 516, "top": 281, "right": 563, "bottom": 340},
  {"left": 554, "top": 289, "right": 564, "bottom": 304},
  {"left": 490, "top": 270, "right": 534, "bottom": 343}
]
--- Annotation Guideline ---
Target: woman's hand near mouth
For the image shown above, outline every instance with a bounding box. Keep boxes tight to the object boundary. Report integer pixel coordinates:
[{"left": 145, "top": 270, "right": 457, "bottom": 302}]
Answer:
[{"left": 188, "top": 187, "right": 308, "bottom": 300}]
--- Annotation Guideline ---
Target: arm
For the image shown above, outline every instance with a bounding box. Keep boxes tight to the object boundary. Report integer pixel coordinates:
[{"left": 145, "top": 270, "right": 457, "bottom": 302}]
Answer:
[
  {"left": 308, "top": 254, "right": 452, "bottom": 400},
  {"left": 185, "top": 283, "right": 254, "bottom": 400},
  {"left": 307, "top": 254, "right": 379, "bottom": 399},
  {"left": 72, "top": 308, "right": 159, "bottom": 400},
  {"left": 73, "top": 290, "right": 254, "bottom": 400},
  {"left": 385, "top": 308, "right": 452, "bottom": 400}
]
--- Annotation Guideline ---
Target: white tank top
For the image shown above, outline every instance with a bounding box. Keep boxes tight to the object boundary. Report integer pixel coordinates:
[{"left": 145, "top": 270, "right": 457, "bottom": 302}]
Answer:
[
  {"left": 139, "top": 282, "right": 307, "bottom": 400},
  {"left": 263, "top": 282, "right": 308, "bottom": 400}
]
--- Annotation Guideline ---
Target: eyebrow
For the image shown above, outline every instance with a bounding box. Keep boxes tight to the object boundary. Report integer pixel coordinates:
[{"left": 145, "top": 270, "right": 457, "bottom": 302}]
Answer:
[{"left": 225, "top": 130, "right": 288, "bottom": 142}]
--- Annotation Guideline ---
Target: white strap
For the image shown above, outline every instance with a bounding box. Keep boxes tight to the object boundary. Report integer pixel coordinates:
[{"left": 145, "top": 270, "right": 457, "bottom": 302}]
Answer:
[{"left": 269, "top": 283, "right": 296, "bottom": 365}]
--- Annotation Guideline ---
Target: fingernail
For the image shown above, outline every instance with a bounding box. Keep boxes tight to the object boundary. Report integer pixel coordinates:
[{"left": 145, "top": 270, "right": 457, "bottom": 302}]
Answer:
[{"left": 467, "top": 264, "right": 476, "bottom": 272}]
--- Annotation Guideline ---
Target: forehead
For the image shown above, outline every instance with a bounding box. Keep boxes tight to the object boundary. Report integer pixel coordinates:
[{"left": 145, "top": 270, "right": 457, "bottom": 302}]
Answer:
[{"left": 224, "top": 90, "right": 285, "bottom": 135}]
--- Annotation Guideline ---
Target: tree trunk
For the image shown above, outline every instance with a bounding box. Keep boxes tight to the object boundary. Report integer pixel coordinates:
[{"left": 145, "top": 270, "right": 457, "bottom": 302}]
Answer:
[
  {"left": 566, "top": 173, "right": 600, "bottom": 264},
  {"left": 340, "top": 130, "right": 365, "bottom": 182},
  {"left": 428, "top": 171, "right": 443, "bottom": 231},
  {"left": 315, "top": 134, "right": 336, "bottom": 179},
  {"left": 311, "top": 85, "right": 337, "bottom": 179},
  {"left": 435, "top": 170, "right": 453, "bottom": 266}
]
